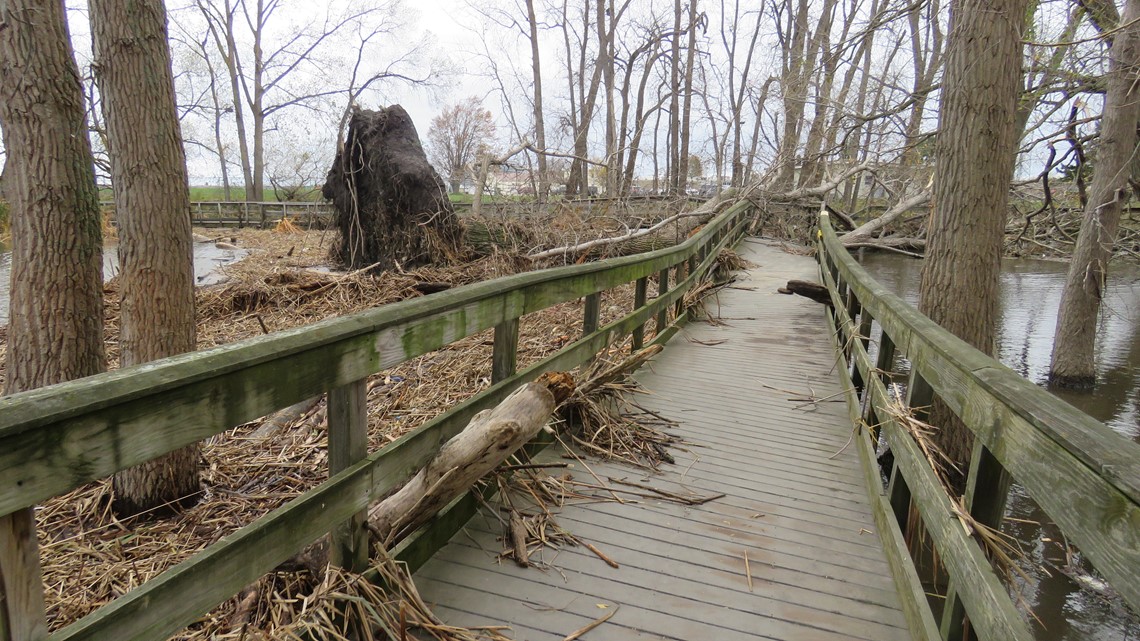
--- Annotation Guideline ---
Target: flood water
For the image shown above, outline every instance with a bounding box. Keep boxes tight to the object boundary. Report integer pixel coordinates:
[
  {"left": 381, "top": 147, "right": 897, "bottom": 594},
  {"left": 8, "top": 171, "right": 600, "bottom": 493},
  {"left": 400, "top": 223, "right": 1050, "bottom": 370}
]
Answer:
[
  {"left": 0, "top": 239, "right": 246, "bottom": 326},
  {"left": 859, "top": 252, "right": 1140, "bottom": 640}
]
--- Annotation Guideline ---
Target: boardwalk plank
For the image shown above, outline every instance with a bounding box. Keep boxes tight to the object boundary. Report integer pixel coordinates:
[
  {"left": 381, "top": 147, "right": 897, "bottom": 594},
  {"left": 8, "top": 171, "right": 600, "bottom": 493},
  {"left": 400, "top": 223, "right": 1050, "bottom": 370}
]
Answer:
[
  {"left": 452, "top": 512, "right": 901, "bottom": 603},
  {"left": 413, "top": 239, "right": 911, "bottom": 640}
]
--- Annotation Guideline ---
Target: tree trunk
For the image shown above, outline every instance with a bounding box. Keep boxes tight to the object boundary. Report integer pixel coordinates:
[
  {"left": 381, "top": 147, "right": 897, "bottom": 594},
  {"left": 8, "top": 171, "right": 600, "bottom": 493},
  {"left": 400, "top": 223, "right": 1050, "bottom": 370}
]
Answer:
[
  {"left": 203, "top": 50, "right": 233, "bottom": 201},
  {"left": 323, "top": 106, "right": 463, "bottom": 270},
  {"left": 91, "top": 0, "right": 201, "bottom": 517},
  {"left": 678, "top": 0, "right": 698, "bottom": 193},
  {"left": 0, "top": 0, "right": 106, "bottom": 633},
  {"left": 772, "top": 0, "right": 810, "bottom": 191},
  {"left": 250, "top": 0, "right": 266, "bottom": 202},
  {"left": 600, "top": 0, "right": 617, "bottom": 196},
  {"left": 1049, "top": 0, "right": 1140, "bottom": 388},
  {"left": 918, "top": 0, "right": 1026, "bottom": 472},
  {"left": 200, "top": 0, "right": 254, "bottom": 201},
  {"left": 669, "top": 0, "right": 682, "bottom": 193},
  {"left": 525, "top": 0, "right": 549, "bottom": 202}
]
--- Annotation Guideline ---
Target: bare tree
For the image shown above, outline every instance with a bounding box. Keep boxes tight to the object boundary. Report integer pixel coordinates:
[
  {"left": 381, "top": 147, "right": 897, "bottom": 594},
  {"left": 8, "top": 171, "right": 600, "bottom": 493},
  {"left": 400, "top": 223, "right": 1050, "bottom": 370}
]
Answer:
[
  {"left": 615, "top": 18, "right": 671, "bottom": 195},
  {"left": 1050, "top": 0, "right": 1140, "bottom": 387},
  {"left": 918, "top": 0, "right": 1028, "bottom": 470},
  {"left": 91, "top": 0, "right": 201, "bottom": 516},
  {"left": 560, "top": 0, "right": 630, "bottom": 195},
  {"left": 426, "top": 97, "right": 498, "bottom": 193},
  {"left": 192, "top": 0, "right": 421, "bottom": 201},
  {"left": 525, "top": 0, "right": 550, "bottom": 200},
  {"left": 0, "top": 0, "right": 106, "bottom": 631},
  {"left": 178, "top": 27, "right": 237, "bottom": 200},
  {"left": 718, "top": 0, "right": 763, "bottom": 187},
  {"left": 677, "top": 0, "right": 700, "bottom": 194}
]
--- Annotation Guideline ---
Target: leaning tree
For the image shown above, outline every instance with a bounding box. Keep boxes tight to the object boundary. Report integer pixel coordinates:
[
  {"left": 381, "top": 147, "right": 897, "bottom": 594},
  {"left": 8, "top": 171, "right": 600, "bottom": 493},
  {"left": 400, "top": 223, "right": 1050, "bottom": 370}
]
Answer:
[{"left": 323, "top": 105, "right": 464, "bottom": 270}]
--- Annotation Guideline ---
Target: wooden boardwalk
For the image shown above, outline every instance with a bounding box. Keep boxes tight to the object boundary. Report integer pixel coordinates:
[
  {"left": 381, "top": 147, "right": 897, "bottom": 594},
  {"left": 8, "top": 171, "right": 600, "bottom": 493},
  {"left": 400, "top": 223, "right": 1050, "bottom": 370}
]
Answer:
[{"left": 414, "top": 239, "right": 912, "bottom": 641}]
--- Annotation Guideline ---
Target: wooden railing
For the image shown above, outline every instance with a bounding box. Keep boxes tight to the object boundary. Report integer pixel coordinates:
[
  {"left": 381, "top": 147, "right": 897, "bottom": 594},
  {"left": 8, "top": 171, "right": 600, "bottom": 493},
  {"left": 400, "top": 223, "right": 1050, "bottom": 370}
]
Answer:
[
  {"left": 100, "top": 200, "right": 337, "bottom": 228},
  {"left": 0, "top": 200, "right": 753, "bottom": 641},
  {"left": 187, "top": 201, "right": 335, "bottom": 228},
  {"left": 817, "top": 209, "right": 1140, "bottom": 641}
]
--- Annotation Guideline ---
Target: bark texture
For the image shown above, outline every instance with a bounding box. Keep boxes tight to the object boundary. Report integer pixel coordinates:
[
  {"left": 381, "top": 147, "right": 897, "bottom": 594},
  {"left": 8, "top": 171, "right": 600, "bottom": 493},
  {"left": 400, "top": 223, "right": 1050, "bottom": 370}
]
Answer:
[
  {"left": 324, "top": 106, "right": 464, "bottom": 270},
  {"left": 90, "top": 0, "right": 201, "bottom": 517},
  {"left": 0, "top": 0, "right": 106, "bottom": 634},
  {"left": 368, "top": 379, "right": 563, "bottom": 545},
  {"left": 1049, "top": 0, "right": 1140, "bottom": 388},
  {"left": 918, "top": 0, "right": 1026, "bottom": 471}
]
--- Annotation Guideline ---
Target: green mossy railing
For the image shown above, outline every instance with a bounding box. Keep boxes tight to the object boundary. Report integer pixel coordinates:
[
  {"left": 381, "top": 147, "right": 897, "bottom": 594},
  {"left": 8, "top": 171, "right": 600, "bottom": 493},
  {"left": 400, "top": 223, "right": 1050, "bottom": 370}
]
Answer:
[
  {"left": 818, "top": 208, "right": 1140, "bottom": 641},
  {"left": 0, "top": 200, "right": 753, "bottom": 641}
]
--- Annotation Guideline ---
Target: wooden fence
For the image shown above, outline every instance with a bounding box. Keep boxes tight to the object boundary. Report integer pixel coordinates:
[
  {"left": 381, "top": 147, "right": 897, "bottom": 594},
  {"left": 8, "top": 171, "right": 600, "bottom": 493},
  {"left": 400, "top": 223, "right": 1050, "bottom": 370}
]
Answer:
[
  {"left": 0, "top": 200, "right": 753, "bottom": 641},
  {"left": 817, "top": 208, "right": 1140, "bottom": 641},
  {"left": 99, "top": 201, "right": 336, "bottom": 228}
]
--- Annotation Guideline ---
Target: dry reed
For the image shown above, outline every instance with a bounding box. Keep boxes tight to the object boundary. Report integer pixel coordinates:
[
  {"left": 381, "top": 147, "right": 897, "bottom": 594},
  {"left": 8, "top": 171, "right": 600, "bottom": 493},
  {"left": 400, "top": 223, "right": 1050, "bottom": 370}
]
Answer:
[{"left": 10, "top": 209, "right": 699, "bottom": 639}]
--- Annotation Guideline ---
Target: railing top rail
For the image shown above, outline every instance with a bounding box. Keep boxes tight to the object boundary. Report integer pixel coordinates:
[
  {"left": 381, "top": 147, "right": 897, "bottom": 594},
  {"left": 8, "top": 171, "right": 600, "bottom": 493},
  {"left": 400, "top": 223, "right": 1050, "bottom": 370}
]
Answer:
[
  {"left": 818, "top": 209, "right": 1140, "bottom": 615},
  {"left": 818, "top": 210, "right": 1140, "bottom": 502},
  {"left": 0, "top": 200, "right": 750, "bottom": 518},
  {"left": 22, "top": 198, "right": 752, "bottom": 638}
]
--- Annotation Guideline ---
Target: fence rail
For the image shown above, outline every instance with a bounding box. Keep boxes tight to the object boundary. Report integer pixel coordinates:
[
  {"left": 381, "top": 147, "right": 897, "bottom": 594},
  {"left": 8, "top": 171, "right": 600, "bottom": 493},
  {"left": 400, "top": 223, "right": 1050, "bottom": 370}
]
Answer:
[
  {"left": 0, "top": 200, "right": 752, "bottom": 641},
  {"left": 99, "top": 200, "right": 336, "bottom": 228},
  {"left": 817, "top": 208, "right": 1140, "bottom": 641}
]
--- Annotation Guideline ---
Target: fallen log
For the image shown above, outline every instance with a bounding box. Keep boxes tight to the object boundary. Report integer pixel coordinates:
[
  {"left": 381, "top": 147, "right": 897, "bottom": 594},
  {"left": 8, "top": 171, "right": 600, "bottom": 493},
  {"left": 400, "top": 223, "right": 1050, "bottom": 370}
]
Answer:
[
  {"left": 251, "top": 396, "right": 322, "bottom": 439},
  {"left": 276, "top": 373, "right": 573, "bottom": 575},
  {"left": 839, "top": 189, "right": 931, "bottom": 246},
  {"left": 527, "top": 192, "right": 735, "bottom": 262},
  {"left": 778, "top": 279, "right": 833, "bottom": 307},
  {"left": 368, "top": 373, "right": 574, "bottom": 546}
]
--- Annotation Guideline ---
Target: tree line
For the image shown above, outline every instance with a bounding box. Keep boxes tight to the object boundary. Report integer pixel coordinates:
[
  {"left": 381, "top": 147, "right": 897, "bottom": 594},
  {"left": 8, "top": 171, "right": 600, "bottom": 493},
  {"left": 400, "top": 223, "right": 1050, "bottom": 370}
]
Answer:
[{"left": 0, "top": 0, "right": 1137, "bottom": 630}]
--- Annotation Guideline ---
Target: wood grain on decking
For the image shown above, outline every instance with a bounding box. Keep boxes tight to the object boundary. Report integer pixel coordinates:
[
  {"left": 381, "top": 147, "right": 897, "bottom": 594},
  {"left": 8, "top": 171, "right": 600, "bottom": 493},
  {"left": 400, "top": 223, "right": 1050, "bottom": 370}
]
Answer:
[{"left": 413, "top": 239, "right": 912, "bottom": 641}]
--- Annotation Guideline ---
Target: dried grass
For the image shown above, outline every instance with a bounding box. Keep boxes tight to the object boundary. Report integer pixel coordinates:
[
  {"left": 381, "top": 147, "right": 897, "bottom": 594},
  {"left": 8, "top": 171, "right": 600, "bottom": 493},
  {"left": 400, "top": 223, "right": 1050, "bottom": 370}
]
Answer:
[
  {"left": 880, "top": 385, "right": 1039, "bottom": 614},
  {"left": 12, "top": 217, "right": 681, "bottom": 639},
  {"left": 560, "top": 348, "right": 682, "bottom": 470},
  {"left": 0, "top": 195, "right": 744, "bottom": 639},
  {"left": 273, "top": 553, "right": 514, "bottom": 641}
]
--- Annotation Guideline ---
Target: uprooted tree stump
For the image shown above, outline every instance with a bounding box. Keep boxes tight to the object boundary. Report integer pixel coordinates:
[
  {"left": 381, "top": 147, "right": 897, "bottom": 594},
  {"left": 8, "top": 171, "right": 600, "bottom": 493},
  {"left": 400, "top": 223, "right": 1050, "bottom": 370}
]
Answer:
[{"left": 323, "top": 105, "right": 464, "bottom": 270}]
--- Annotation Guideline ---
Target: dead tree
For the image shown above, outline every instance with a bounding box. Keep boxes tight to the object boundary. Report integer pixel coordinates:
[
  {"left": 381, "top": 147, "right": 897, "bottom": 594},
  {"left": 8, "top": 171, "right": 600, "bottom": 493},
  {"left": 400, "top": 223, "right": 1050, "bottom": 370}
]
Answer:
[{"left": 323, "top": 105, "right": 464, "bottom": 270}]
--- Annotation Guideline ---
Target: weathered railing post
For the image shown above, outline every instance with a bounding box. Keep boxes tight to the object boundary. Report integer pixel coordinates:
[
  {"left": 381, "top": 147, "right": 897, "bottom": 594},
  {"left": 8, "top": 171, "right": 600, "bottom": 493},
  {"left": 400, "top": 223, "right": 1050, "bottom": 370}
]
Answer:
[
  {"left": 583, "top": 292, "right": 601, "bottom": 364},
  {"left": 939, "top": 440, "right": 1013, "bottom": 640},
  {"left": 632, "top": 277, "right": 648, "bottom": 350},
  {"left": 887, "top": 370, "right": 933, "bottom": 529},
  {"left": 863, "top": 331, "right": 896, "bottom": 438},
  {"left": 850, "top": 306, "right": 873, "bottom": 396},
  {"left": 0, "top": 510, "right": 49, "bottom": 641},
  {"left": 492, "top": 319, "right": 520, "bottom": 383},
  {"left": 657, "top": 268, "right": 669, "bottom": 334},
  {"left": 327, "top": 380, "right": 369, "bottom": 571},
  {"left": 674, "top": 262, "right": 686, "bottom": 318}
]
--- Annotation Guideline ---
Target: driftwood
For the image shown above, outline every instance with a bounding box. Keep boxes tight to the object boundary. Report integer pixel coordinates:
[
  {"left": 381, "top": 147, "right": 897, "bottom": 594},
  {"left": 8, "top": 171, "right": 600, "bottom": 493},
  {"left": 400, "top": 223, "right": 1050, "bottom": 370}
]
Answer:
[
  {"left": 276, "top": 374, "right": 573, "bottom": 576},
  {"left": 368, "top": 374, "right": 574, "bottom": 546},
  {"left": 528, "top": 197, "right": 725, "bottom": 261},
  {"left": 251, "top": 396, "right": 322, "bottom": 439},
  {"left": 778, "top": 279, "right": 833, "bottom": 306},
  {"left": 508, "top": 511, "right": 530, "bottom": 567},
  {"left": 839, "top": 189, "right": 931, "bottom": 246}
]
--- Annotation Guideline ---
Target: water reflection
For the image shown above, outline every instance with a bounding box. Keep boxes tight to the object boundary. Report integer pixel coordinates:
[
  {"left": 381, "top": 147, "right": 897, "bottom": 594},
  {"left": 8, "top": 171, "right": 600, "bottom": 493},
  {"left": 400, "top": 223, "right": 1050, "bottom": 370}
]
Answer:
[
  {"left": 0, "top": 241, "right": 246, "bottom": 325},
  {"left": 858, "top": 251, "right": 1140, "bottom": 640},
  {"left": 859, "top": 252, "right": 1140, "bottom": 440}
]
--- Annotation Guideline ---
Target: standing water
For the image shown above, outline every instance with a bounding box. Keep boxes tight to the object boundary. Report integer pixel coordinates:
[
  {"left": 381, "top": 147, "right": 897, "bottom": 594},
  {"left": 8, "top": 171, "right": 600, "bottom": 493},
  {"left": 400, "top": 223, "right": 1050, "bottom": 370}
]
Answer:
[
  {"left": 0, "top": 239, "right": 246, "bottom": 326},
  {"left": 860, "top": 252, "right": 1140, "bottom": 640}
]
